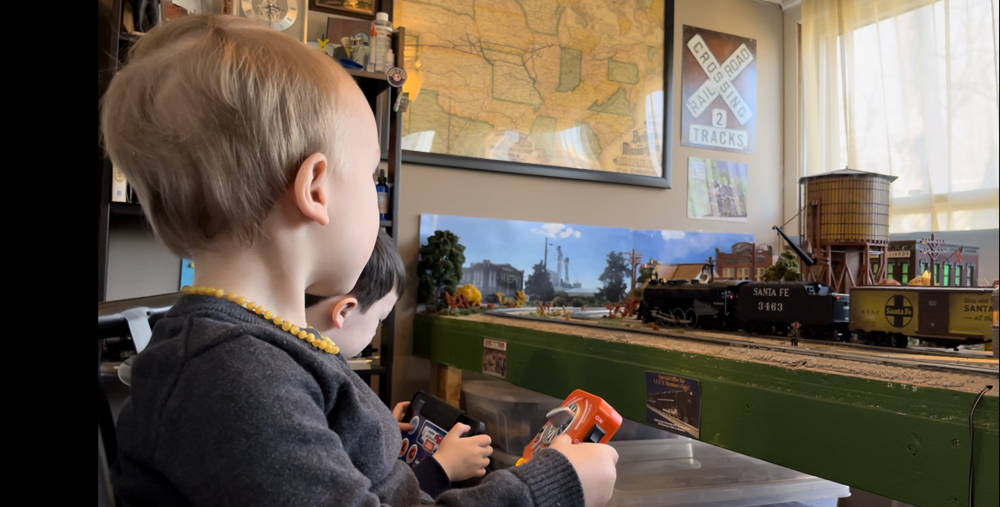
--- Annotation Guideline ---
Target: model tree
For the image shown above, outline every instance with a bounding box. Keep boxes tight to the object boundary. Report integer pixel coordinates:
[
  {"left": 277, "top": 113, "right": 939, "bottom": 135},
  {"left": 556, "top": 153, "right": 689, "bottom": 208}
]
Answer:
[
  {"left": 417, "top": 230, "right": 466, "bottom": 310},
  {"left": 761, "top": 250, "right": 803, "bottom": 282},
  {"left": 596, "top": 251, "right": 629, "bottom": 303},
  {"left": 525, "top": 261, "right": 555, "bottom": 302}
]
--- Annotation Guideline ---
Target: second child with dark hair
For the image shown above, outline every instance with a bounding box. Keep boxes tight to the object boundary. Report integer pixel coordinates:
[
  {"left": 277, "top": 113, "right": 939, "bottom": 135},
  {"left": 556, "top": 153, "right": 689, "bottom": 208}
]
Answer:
[{"left": 306, "top": 230, "right": 491, "bottom": 499}]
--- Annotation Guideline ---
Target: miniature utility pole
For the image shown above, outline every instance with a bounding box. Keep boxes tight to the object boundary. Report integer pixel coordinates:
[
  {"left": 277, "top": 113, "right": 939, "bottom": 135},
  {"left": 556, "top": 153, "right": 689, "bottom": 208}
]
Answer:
[{"left": 628, "top": 249, "right": 643, "bottom": 296}]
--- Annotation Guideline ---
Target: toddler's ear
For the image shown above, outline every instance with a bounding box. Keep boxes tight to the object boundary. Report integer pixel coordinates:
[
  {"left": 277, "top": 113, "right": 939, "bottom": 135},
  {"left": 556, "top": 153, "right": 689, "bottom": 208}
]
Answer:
[
  {"left": 331, "top": 297, "right": 358, "bottom": 329},
  {"left": 292, "top": 152, "right": 331, "bottom": 225}
]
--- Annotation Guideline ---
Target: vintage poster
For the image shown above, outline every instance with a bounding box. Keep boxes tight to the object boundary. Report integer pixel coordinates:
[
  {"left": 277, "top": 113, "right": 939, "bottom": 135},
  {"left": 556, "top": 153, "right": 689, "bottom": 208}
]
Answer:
[
  {"left": 483, "top": 339, "right": 508, "bottom": 378},
  {"left": 681, "top": 26, "right": 757, "bottom": 154},
  {"left": 645, "top": 371, "right": 702, "bottom": 439},
  {"left": 687, "top": 157, "right": 749, "bottom": 222}
]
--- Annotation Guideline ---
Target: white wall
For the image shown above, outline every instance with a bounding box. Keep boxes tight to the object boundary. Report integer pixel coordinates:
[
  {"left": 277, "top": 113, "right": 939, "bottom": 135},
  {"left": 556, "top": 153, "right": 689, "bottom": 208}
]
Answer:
[{"left": 106, "top": 222, "right": 180, "bottom": 301}]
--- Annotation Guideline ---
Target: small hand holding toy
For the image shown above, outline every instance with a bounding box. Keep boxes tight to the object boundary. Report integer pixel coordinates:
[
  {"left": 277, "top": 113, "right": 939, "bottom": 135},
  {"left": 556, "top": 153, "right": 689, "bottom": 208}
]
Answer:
[
  {"left": 392, "top": 401, "right": 414, "bottom": 432},
  {"left": 516, "top": 390, "right": 622, "bottom": 466},
  {"left": 433, "top": 424, "right": 493, "bottom": 481}
]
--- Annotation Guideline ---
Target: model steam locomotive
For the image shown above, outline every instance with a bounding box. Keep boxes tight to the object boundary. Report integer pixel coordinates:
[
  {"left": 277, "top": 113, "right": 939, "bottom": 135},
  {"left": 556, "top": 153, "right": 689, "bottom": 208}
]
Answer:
[{"left": 638, "top": 279, "right": 852, "bottom": 341}]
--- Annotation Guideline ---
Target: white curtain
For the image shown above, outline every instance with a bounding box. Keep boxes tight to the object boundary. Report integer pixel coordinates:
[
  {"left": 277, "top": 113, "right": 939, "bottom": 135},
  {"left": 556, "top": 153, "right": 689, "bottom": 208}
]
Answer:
[{"left": 802, "top": 0, "right": 1000, "bottom": 232}]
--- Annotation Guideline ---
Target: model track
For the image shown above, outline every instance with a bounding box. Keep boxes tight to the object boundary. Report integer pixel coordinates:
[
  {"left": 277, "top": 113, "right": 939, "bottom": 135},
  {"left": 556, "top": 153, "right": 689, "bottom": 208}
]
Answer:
[{"left": 484, "top": 309, "right": 999, "bottom": 378}]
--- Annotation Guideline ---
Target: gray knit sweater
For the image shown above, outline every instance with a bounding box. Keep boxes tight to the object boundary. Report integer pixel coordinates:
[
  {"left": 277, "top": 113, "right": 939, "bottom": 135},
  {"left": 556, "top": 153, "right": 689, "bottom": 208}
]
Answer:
[{"left": 111, "top": 295, "right": 585, "bottom": 506}]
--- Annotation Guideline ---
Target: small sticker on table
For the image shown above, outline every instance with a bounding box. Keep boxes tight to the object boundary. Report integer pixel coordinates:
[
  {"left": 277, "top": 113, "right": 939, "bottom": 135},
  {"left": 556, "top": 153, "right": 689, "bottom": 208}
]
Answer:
[
  {"left": 645, "top": 371, "right": 702, "bottom": 439},
  {"left": 483, "top": 339, "right": 507, "bottom": 378}
]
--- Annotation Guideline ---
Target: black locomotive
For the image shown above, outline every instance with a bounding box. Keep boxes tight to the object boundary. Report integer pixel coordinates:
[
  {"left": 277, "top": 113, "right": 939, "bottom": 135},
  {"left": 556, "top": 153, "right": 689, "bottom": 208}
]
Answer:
[{"left": 638, "top": 279, "right": 851, "bottom": 341}]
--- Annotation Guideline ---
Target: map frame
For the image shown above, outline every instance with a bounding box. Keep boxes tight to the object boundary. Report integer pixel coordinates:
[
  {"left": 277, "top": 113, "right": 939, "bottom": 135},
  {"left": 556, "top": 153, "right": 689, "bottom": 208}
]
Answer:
[
  {"left": 309, "top": 0, "right": 379, "bottom": 20},
  {"left": 397, "top": 0, "right": 677, "bottom": 189}
]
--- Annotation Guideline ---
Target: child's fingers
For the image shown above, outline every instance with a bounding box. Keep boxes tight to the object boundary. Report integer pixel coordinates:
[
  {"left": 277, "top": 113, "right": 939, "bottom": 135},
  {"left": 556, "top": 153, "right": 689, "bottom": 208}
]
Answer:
[
  {"left": 467, "top": 434, "right": 491, "bottom": 447},
  {"left": 398, "top": 423, "right": 414, "bottom": 432},
  {"left": 392, "top": 402, "right": 410, "bottom": 420},
  {"left": 448, "top": 423, "right": 471, "bottom": 437}
]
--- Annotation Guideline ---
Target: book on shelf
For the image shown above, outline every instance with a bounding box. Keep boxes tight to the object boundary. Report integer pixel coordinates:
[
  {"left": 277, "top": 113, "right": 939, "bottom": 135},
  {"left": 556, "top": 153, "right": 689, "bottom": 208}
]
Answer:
[{"left": 112, "top": 164, "right": 128, "bottom": 203}]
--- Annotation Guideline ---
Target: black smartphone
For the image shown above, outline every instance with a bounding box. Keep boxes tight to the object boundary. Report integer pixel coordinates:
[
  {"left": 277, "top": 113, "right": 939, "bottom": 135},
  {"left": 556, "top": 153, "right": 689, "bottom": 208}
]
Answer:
[{"left": 398, "top": 391, "right": 486, "bottom": 470}]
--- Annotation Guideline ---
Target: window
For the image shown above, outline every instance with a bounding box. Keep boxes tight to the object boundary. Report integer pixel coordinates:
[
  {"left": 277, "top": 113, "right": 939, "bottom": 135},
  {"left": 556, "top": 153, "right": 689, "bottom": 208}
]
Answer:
[
  {"left": 756, "top": 268, "right": 766, "bottom": 280},
  {"left": 968, "top": 266, "right": 976, "bottom": 286},
  {"left": 802, "top": 0, "right": 1000, "bottom": 232},
  {"left": 920, "top": 262, "right": 928, "bottom": 278},
  {"left": 737, "top": 268, "right": 750, "bottom": 280},
  {"left": 934, "top": 264, "right": 940, "bottom": 285},
  {"left": 943, "top": 264, "right": 950, "bottom": 286},
  {"left": 901, "top": 262, "right": 910, "bottom": 284},
  {"left": 955, "top": 265, "right": 963, "bottom": 286},
  {"left": 723, "top": 268, "right": 734, "bottom": 279},
  {"left": 888, "top": 263, "right": 894, "bottom": 281}
]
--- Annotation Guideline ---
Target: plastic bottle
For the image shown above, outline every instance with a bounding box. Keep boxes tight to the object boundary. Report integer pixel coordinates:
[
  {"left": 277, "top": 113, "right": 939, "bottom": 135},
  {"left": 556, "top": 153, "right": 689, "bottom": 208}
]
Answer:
[
  {"left": 376, "top": 169, "right": 390, "bottom": 220},
  {"left": 372, "top": 12, "right": 392, "bottom": 73},
  {"left": 385, "top": 48, "right": 394, "bottom": 69}
]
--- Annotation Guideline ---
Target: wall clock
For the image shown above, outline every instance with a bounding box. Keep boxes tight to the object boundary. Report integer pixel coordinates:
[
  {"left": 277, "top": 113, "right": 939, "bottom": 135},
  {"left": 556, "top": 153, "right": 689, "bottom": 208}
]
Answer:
[{"left": 240, "top": 0, "right": 306, "bottom": 41}]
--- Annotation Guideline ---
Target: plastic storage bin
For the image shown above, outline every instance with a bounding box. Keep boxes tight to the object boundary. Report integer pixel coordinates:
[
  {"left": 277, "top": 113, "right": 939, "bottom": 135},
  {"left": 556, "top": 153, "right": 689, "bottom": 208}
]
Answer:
[
  {"left": 607, "top": 439, "right": 850, "bottom": 507},
  {"left": 463, "top": 380, "right": 679, "bottom": 455},
  {"left": 461, "top": 380, "right": 561, "bottom": 453}
]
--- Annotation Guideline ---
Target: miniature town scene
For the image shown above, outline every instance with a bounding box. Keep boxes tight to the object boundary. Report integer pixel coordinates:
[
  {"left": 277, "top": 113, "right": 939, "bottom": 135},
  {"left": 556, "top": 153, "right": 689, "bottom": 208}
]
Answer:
[{"left": 419, "top": 170, "right": 996, "bottom": 356}]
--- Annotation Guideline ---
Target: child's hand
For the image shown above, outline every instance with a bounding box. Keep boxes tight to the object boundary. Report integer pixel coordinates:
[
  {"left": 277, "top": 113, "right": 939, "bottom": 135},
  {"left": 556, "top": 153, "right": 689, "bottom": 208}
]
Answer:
[
  {"left": 549, "top": 434, "right": 618, "bottom": 507},
  {"left": 432, "top": 423, "right": 492, "bottom": 482},
  {"left": 392, "top": 402, "right": 414, "bottom": 432}
]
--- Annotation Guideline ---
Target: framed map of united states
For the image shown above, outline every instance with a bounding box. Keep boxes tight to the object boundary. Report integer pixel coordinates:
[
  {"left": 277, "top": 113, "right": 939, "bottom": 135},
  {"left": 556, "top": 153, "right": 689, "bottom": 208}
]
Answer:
[{"left": 396, "top": 0, "right": 674, "bottom": 188}]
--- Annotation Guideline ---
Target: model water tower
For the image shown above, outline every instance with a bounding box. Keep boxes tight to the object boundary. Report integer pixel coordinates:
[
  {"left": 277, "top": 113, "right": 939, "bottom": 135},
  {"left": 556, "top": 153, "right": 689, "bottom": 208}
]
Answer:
[{"left": 799, "top": 168, "right": 897, "bottom": 293}]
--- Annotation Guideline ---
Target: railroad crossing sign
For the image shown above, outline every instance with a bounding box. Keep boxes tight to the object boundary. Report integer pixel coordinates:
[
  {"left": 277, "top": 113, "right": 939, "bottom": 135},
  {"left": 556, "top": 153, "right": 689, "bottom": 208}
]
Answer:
[{"left": 681, "top": 26, "right": 757, "bottom": 154}]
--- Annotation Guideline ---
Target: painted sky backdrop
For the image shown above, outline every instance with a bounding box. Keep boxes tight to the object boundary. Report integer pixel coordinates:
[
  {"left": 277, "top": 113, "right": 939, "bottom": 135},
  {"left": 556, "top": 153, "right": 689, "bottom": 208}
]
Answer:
[{"left": 420, "top": 215, "right": 753, "bottom": 290}]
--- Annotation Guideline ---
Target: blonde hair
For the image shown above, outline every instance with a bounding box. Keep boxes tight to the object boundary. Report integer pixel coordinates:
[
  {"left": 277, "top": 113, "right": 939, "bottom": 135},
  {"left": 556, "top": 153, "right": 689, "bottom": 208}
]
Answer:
[{"left": 101, "top": 14, "right": 350, "bottom": 256}]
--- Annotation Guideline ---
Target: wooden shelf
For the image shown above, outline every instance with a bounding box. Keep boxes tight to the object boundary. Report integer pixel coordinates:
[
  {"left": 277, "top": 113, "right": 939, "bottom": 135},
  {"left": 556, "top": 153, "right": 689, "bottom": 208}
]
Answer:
[
  {"left": 109, "top": 202, "right": 144, "bottom": 218},
  {"left": 353, "top": 366, "right": 388, "bottom": 377},
  {"left": 345, "top": 67, "right": 388, "bottom": 81},
  {"left": 345, "top": 67, "right": 390, "bottom": 96}
]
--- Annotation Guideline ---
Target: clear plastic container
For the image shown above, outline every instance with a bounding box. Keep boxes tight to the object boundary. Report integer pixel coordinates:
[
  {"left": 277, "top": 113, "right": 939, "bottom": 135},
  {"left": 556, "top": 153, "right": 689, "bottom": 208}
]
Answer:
[
  {"left": 463, "top": 380, "right": 678, "bottom": 454},
  {"left": 371, "top": 12, "right": 392, "bottom": 72},
  {"left": 461, "top": 380, "right": 562, "bottom": 453},
  {"left": 608, "top": 439, "right": 850, "bottom": 507}
]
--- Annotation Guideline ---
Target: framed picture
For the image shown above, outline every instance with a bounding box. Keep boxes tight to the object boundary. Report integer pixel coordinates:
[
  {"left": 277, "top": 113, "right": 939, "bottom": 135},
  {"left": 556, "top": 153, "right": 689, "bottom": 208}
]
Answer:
[
  {"left": 680, "top": 26, "right": 757, "bottom": 154},
  {"left": 687, "top": 157, "right": 749, "bottom": 222},
  {"left": 395, "top": 0, "right": 675, "bottom": 188},
  {"left": 310, "top": 0, "right": 379, "bottom": 20}
]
